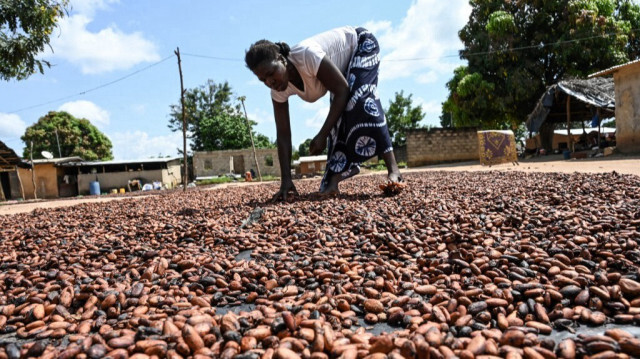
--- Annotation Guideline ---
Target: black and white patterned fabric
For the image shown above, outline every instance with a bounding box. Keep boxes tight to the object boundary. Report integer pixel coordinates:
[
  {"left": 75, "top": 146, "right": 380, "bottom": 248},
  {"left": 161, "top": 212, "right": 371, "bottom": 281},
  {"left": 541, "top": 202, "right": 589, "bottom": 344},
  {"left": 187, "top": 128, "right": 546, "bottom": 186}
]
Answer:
[{"left": 320, "top": 27, "right": 393, "bottom": 191}]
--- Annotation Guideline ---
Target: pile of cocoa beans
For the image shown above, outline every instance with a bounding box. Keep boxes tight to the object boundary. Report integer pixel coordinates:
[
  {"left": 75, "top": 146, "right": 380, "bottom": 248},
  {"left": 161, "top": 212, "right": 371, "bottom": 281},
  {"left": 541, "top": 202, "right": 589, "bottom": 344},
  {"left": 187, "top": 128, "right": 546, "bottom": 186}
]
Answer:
[{"left": 0, "top": 171, "right": 639, "bottom": 359}]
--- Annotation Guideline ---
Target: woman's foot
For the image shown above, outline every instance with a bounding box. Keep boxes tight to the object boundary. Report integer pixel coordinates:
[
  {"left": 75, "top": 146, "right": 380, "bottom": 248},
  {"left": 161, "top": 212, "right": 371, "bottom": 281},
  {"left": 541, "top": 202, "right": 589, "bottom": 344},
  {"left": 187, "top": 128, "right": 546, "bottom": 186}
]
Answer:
[
  {"left": 312, "top": 187, "right": 340, "bottom": 198},
  {"left": 314, "top": 173, "right": 340, "bottom": 199}
]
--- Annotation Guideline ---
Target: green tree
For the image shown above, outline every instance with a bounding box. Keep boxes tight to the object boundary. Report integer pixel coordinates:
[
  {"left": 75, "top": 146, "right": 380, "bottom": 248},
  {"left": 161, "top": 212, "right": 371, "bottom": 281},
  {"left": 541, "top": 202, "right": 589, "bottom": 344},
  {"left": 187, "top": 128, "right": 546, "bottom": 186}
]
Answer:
[
  {"left": 168, "top": 80, "right": 274, "bottom": 152},
  {"left": 443, "top": 0, "right": 640, "bottom": 130},
  {"left": 253, "top": 133, "right": 275, "bottom": 149},
  {"left": 1, "top": 0, "right": 69, "bottom": 81},
  {"left": 385, "top": 91, "right": 426, "bottom": 147},
  {"left": 298, "top": 138, "right": 312, "bottom": 157},
  {"left": 296, "top": 138, "right": 326, "bottom": 157},
  {"left": 21, "top": 111, "right": 113, "bottom": 160}
]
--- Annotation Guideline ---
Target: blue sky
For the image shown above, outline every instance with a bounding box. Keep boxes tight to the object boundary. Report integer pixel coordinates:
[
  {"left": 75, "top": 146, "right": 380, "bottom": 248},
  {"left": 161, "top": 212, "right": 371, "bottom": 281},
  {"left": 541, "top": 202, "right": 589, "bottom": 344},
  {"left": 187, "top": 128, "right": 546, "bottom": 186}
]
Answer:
[{"left": 1, "top": 0, "right": 471, "bottom": 160}]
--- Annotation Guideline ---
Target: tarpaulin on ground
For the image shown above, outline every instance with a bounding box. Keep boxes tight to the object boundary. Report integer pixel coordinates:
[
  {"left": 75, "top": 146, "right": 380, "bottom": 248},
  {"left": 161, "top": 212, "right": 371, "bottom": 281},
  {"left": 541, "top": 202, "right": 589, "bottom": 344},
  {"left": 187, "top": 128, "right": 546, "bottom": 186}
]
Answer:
[
  {"left": 478, "top": 130, "right": 518, "bottom": 166},
  {"left": 526, "top": 77, "right": 615, "bottom": 133}
]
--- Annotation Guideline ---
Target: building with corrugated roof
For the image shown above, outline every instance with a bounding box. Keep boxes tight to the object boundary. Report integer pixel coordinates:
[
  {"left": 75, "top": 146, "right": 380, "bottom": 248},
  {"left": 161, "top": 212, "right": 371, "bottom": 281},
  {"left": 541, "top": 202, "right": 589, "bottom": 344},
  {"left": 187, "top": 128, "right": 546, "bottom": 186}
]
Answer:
[{"left": 59, "top": 157, "right": 182, "bottom": 195}]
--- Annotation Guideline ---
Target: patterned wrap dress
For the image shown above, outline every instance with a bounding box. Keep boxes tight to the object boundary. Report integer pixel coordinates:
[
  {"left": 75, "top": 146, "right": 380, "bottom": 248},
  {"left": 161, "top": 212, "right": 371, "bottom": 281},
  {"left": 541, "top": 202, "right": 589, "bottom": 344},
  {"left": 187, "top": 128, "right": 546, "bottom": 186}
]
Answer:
[{"left": 320, "top": 27, "right": 393, "bottom": 191}]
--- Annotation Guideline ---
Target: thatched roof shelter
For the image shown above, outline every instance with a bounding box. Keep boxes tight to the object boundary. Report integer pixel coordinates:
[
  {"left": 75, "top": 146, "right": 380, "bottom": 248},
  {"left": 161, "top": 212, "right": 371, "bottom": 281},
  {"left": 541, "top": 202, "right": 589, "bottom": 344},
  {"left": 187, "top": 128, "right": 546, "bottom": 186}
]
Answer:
[
  {"left": 526, "top": 77, "right": 615, "bottom": 133},
  {"left": 0, "top": 140, "right": 30, "bottom": 172}
]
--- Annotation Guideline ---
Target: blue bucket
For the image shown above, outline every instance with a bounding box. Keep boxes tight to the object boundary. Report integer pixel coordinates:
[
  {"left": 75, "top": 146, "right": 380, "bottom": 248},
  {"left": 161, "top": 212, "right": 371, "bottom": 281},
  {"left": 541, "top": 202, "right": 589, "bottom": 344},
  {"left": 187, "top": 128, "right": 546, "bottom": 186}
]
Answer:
[
  {"left": 89, "top": 181, "right": 101, "bottom": 195},
  {"left": 563, "top": 150, "right": 571, "bottom": 160}
]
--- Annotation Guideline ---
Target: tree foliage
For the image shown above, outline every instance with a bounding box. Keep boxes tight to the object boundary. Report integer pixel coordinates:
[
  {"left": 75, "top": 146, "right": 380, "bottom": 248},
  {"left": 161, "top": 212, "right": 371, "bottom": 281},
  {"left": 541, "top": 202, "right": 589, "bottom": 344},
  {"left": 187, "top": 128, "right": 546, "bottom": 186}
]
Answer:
[
  {"left": 297, "top": 138, "right": 327, "bottom": 157},
  {"left": 385, "top": 91, "right": 426, "bottom": 147},
  {"left": 168, "top": 80, "right": 274, "bottom": 152},
  {"left": 442, "top": 0, "right": 640, "bottom": 130},
  {"left": 1, "top": 0, "right": 68, "bottom": 81},
  {"left": 298, "top": 139, "right": 312, "bottom": 157},
  {"left": 21, "top": 111, "right": 113, "bottom": 161}
]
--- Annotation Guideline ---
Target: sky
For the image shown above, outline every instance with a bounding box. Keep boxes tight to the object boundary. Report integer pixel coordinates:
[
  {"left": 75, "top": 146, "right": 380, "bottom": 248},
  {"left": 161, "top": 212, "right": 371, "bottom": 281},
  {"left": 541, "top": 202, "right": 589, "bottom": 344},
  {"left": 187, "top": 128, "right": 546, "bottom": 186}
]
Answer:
[{"left": 1, "top": 0, "right": 472, "bottom": 160}]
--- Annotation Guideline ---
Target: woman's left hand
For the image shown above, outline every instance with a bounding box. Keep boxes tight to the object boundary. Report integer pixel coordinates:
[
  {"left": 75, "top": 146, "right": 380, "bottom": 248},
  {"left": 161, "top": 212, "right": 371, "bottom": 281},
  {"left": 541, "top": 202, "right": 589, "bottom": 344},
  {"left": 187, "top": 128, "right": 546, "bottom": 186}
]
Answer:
[{"left": 309, "top": 135, "right": 327, "bottom": 155}]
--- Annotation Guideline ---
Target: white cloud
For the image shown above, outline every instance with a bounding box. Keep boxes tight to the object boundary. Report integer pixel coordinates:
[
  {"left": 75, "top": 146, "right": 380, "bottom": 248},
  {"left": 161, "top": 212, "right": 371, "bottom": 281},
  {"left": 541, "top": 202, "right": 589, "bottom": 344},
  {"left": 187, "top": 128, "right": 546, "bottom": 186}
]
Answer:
[
  {"left": 369, "top": 0, "right": 471, "bottom": 82},
  {"left": 301, "top": 99, "right": 329, "bottom": 130},
  {"left": 48, "top": 1, "right": 160, "bottom": 74},
  {"left": 413, "top": 97, "right": 441, "bottom": 116},
  {"left": 362, "top": 20, "right": 392, "bottom": 36},
  {"left": 108, "top": 130, "right": 184, "bottom": 160},
  {"left": 58, "top": 100, "right": 110, "bottom": 128},
  {"left": 414, "top": 97, "right": 444, "bottom": 127},
  {"left": 301, "top": 98, "right": 329, "bottom": 111},
  {"left": 304, "top": 106, "right": 330, "bottom": 130},
  {"left": 417, "top": 71, "right": 438, "bottom": 84},
  {"left": 131, "top": 104, "right": 147, "bottom": 115},
  {"left": 0, "top": 113, "right": 27, "bottom": 138},
  {"left": 247, "top": 108, "right": 272, "bottom": 125},
  {"left": 70, "top": 0, "right": 119, "bottom": 17}
]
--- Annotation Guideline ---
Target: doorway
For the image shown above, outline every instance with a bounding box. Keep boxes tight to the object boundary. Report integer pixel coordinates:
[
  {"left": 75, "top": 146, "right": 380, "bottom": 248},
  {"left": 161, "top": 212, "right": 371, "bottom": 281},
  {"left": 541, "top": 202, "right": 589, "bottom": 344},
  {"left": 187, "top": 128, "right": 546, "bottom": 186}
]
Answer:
[{"left": 0, "top": 172, "right": 12, "bottom": 200}]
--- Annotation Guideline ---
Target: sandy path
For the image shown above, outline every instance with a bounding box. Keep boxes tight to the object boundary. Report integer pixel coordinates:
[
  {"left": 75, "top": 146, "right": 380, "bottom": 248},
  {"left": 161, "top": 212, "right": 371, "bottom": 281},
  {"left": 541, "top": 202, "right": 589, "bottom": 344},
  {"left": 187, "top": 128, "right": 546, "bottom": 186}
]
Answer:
[
  {"left": 408, "top": 153, "right": 640, "bottom": 176},
  {"left": 0, "top": 196, "right": 149, "bottom": 216},
  {"left": 2, "top": 154, "right": 638, "bottom": 215}
]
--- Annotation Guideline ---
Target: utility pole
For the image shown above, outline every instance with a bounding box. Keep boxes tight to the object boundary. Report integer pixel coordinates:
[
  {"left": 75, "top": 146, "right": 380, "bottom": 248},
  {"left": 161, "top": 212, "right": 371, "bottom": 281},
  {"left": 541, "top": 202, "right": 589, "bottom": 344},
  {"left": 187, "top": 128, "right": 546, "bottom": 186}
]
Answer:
[
  {"left": 30, "top": 141, "right": 37, "bottom": 200},
  {"left": 175, "top": 47, "right": 188, "bottom": 192},
  {"left": 239, "top": 96, "right": 262, "bottom": 182},
  {"left": 55, "top": 129, "right": 62, "bottom": 158}
]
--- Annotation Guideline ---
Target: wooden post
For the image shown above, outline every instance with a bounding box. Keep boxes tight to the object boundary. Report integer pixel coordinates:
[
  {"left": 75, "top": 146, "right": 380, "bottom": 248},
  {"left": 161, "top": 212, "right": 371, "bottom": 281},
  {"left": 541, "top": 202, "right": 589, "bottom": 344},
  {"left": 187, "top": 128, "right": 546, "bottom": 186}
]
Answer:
[
  {"left": 597, "top": 108, "right": 601, "bottom": 148},
  {"left": 175, "top": 47, "right": 188, "bottom": 191},
  {"left": 0, "top": 176, "right": 5, "bottom": 201},
  {"left": 566, "top": 95, "right": 573, "bottom": 152},
  {"left": 16, "top": 165, "right": 25, "bottom": 200},
  {"left": 30, "top": 141, "right": 37, "bottom": 200},
  {"left": 239, "top": 96, "right": 262, "bottom": 182}
]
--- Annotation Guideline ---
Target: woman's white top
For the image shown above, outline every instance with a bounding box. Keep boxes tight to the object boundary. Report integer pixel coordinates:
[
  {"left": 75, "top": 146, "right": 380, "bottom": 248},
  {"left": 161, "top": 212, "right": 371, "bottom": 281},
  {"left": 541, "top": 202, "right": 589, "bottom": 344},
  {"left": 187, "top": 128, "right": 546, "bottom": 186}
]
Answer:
[{"left": 271, "top": 26, "right": 358, "bottom": 103}]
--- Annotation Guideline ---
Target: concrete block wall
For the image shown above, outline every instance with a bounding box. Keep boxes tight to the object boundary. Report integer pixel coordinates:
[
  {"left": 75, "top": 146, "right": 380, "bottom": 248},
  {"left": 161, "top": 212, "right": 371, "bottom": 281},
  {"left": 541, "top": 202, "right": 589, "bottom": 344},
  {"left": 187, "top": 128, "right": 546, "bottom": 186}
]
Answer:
[
  {"left": 194, "top": 149, "right": 281, "bottom": 177},
  {"left": 407, "top": 127, "right": 479, "bottom": 167},
  {"left": 393, "top": 145, "right": 407, "bottom": 164}
]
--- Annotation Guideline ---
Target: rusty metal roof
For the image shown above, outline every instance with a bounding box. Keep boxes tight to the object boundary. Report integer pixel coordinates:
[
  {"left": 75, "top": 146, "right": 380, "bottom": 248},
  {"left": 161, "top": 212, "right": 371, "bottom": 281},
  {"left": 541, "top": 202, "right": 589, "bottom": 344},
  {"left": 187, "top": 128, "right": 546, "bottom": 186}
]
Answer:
[
  {"left": 32, "top": 156, "right": 83, "bottom": 165},
  {"left": 589, "top": 59, "right": 640, "bottom": 78},
  {"left": 0, "top": 140, "right": 30, "bottom": 171}
]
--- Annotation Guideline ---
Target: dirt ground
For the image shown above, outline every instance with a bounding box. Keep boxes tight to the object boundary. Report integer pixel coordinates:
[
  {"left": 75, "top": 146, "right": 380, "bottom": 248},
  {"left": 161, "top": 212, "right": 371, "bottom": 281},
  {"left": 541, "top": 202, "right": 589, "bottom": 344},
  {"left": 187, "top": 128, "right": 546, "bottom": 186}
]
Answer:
[
  {"left": 2, "top": 153, "right": 638, "bottom": 216},
  {"left": 407, "top": 153, "right": 640, "bottom": 176}
]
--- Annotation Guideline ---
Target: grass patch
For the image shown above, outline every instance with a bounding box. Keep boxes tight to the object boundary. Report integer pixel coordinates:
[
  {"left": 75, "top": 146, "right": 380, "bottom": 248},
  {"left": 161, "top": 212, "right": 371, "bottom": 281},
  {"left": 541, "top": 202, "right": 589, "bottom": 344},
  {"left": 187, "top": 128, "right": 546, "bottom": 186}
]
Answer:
[
  {"left": 196, "top": 177, "right": 234, "bottom": 185},
  {"left": 250, "top": 175, "right": 279, "bottom": 182},
  {"left": 368, "top": 160, "right": 387, "bottom": 171},
  {"left": 367, "top": 160, "right": 408, "bottom": 171}
]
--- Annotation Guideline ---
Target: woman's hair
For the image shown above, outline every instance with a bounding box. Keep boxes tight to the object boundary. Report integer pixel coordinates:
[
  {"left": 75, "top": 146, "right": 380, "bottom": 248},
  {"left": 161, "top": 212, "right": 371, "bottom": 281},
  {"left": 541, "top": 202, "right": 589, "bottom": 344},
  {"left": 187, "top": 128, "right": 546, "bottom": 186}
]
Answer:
[{"left": 245, "top": 40, "right": 290, "bottom": 70}]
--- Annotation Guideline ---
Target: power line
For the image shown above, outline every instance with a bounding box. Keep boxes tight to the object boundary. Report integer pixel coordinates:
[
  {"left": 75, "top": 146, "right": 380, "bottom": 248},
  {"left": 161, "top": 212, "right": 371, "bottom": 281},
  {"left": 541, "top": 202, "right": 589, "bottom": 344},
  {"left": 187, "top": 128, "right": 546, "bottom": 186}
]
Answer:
[
  {"left": 181, "top": 53, "right": 243, "bottom": 62},
  {"left": 7, "top": 54, "right": 175, "bottom": 114},
  {"left": 386, "top": 29, "right": 640, "bottom": 61},
  {"left": 183, "top": 28, "right": 640, "bottom": 63}
]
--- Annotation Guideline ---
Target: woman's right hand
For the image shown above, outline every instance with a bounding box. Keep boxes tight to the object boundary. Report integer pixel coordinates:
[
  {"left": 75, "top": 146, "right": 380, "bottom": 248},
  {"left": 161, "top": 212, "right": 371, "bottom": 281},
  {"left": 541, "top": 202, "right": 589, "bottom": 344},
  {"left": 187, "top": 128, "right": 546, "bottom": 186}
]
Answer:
[{"left": 271, "top": 179, "right": 299, "bottom": 202}]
